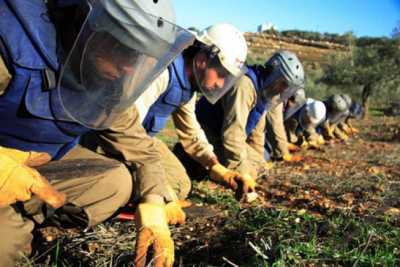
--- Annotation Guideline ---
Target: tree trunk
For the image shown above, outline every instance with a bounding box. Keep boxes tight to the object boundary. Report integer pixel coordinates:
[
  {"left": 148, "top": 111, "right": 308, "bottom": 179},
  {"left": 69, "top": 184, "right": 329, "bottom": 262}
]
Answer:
[{"left": 361, "top": 83, "right": 372, "bottom": 119}]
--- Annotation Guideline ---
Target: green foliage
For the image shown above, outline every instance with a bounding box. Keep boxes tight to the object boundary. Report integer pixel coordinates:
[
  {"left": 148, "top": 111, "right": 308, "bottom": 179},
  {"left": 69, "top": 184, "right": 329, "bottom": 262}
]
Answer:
[
  {"left": 356, "top": 36, "right": 391, "bottom": 47},
  {"left": 320, "top": 38, "right": 400, "bottom": 106}
]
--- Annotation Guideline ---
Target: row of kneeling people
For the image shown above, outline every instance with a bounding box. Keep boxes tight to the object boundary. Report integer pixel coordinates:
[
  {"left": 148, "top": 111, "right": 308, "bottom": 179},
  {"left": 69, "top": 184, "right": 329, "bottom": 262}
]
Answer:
[{"left": 0, "top": 1, "right": 363, "bottom": 266}]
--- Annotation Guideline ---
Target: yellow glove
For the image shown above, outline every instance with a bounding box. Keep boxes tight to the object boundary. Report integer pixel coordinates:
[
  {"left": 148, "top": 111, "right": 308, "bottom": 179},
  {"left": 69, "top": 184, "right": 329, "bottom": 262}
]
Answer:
[
  {"left": 239, "top": 174, "right": 257, "bottom": 193},
  {"left": 0, "top": 146, "right": 51, "bottom": 167},
  {"left": 323, "top": 125, "right": 335, "bottom": 140},
  {"left": 264, "top": 161, "right": 274, "bottom": 170},
  {"left": 0, "top": 153, "right": 66, "bottom": 208},
  {"left": 282, "top": 153, "right": 303, "bottom": 162},
  {"left": 335, "top": 130, "right": 349, "bottom": 141},
  {"left": 307, "top": 140, "right": 320, "bottom": 149},
  {"left": 341, "top": 133, "right": 349, "bottom": 141},
  {"left": 300, "top": 140, "right": 309, "bottom": 149},
  {"left": 210, "top": 164, "right": 257, "bottom": 193},
  {"left": 165, "top": 200, "right": 191, "bottom": 225},
  {"left": 287, "top": 143, "right": 300, "bottom": 152},
  {"left": 135, "top": 203, "right": 174, "bottom": 267},
  {"left": 317, "top": 135, "right": 325, "bottom": 146}
]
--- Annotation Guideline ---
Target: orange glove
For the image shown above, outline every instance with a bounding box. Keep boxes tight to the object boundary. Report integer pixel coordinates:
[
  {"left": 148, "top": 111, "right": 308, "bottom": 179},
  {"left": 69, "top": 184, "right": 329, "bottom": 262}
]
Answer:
[
  {"left": 135, "top": 203, "right": 174, "bottom": 267},
  {"left": 0, "top": 153, "right": 65, "bottom": 208},
  {"left": 287, "top": 143, "right": 301, "bottom": 152},
  {"left": 349, "top": 127, "right": 359, "bottom": 134},
  {"left": 165, "top": 200, "right": 192, "bottom": 225}
]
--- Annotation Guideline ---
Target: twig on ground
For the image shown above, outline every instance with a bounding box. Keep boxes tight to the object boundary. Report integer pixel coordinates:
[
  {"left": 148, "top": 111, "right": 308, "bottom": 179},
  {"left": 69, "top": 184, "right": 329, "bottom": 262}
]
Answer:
[
  {"left": 249, "top": 240, "right": 270, "bottom": 260},
  {"left": 222, "top": 256, "right": 239, "bottom": 267}
]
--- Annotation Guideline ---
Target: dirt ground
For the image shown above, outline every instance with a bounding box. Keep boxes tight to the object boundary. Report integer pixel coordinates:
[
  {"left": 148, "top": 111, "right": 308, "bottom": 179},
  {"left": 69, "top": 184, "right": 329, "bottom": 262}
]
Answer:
[{"left": 19, "top": 116, "right": 400, "bottom": 266}]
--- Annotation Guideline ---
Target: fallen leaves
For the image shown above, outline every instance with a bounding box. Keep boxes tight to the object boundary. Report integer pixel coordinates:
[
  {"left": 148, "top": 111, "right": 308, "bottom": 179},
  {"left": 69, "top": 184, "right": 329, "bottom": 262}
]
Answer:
[
  {"left": 341, "top": 193, "right": 355, "bottom": 206},
  {"left": 384, "top": 207, "right": 400, "bottom": 216}
]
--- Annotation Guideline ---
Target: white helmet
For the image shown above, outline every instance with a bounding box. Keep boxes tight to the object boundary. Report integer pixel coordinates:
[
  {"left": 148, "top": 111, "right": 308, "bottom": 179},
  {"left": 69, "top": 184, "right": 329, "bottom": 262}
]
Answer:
[
  {"left": 300, "top": 98, "right": 326, "bottom": 128},
  {"left": 193, "top": 23, "right": 248, "bottom": 104},
  {"left": 284, "top": 88, "right": 307, "bottom": 120}
]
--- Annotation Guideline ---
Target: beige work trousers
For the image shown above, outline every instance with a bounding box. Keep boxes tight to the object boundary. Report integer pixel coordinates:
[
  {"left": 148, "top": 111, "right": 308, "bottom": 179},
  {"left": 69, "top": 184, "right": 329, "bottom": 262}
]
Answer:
[
  {"left": 0, "top": 146, "right": 132, "bottom": 267},
  {"left": 153, "top": 138, "right": 191, "bottom": 200}
]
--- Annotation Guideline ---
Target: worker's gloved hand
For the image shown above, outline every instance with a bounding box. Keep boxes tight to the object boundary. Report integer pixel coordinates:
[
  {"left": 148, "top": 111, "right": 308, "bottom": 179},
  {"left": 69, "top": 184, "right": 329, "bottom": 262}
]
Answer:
[
  {"left": 324, "top": 126, "right": 335, "bottom": 140},
  {"left": 134, "top": 203, "right": 174, "bottom": 267},
  {"left": 317, "top": 135, "right": 325, "bottom": 146},
  {"left": 282, "top": 153, "right": 303, "bottom": 162},
  {"left": 165, "top": 200, "right": 191, "bottom": 225},
  {"left": 0, "top": 146, "right": 51, "bottom": 167},
  {"left": 0, "top": 153, "right": 66, "bottom": 208},
  {"left": 264, "top": 161, "right": 274, "bottom": 170},
  {"left": 210, "top": 164, "right": 257, "bottom": 194},
  {"left": 349, "top": 127, "right": 359, "bottom": 134},
  {"left": 237, "top": 174, "right": 257, "bottom": 193},
  {"left": 335, "top": 131, "right": 349, "bottom": 141},
  {"left": 300, "top": 140, "right": 309, "bottom": 149},
  {"left": 306, "top": 140, "right": 320, "bottom": 149},
  {"left": 342, "top": 125, "right": 352, "bottom": 135},
  {"left": 341, "top": 134, "right": 349, "bottom": 141},
  {"left": 287, "top": 143, "right": 301, "bottom": 152}
]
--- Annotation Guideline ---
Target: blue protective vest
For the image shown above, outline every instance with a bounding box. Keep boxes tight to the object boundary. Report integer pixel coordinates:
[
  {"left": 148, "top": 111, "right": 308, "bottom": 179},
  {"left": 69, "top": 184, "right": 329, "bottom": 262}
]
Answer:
[
  {"left": 244, "top": 67, "right": 268, "bottom": 135},
  {"left": 0, "top": 0, "right": 90, "bottom": 159},
  {"left": 142, "top": 54, "right": 194, "bottom": 136},
  {"left": 289, "top": 106, "right": 306, "bottom": 136},
  {"left": 195, "top": 66, "right": 268, "bottom": 136}
]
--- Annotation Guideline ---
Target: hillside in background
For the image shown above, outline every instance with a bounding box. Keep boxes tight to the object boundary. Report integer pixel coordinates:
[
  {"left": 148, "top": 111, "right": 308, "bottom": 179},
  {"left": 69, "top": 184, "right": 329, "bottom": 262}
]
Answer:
[{"left": 244, "top": 31, "right": 349, "bottom": 67}]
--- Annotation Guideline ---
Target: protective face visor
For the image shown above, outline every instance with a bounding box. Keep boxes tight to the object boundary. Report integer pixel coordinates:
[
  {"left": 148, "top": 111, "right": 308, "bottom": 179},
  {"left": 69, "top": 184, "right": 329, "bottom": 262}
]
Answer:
[
  {"left": 328, "top": 110, "right": 350, "bottom": 125},
  {"left": 261, "top": 77, "right": 299, "bottom": 111},
  {"left": 261, "top": 65, "right": 304, "bottom": 111},
  {"left": 284, "top": 97, "right": 307, "bottom": 121},
  {"left": 56, "top": 2, "right": 195, "bottom": 129},
  {"left": 350, "top": 102, "right": 364, "bottom": 119},
  {"left": 193, "top": 50, "right": 247, "bottom": 104}
]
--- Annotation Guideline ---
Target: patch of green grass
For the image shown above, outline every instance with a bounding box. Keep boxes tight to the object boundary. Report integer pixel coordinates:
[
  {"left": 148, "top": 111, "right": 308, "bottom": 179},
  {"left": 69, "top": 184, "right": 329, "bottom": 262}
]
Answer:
[
  {"left": 191, "top": 181, "right": 240, "bottom": 214},
  {"left": 225, "top": 207, "right": 400, "bottom": 266},
  {"left": 369, "top": 108, "right": 385, "bottom": 117}
]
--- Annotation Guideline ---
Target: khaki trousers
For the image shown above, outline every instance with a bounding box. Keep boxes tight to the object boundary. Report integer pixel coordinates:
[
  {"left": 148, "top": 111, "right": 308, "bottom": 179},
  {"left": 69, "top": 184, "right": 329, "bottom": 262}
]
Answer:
[
  {"left": 153, "top": 138, "right": 191, "bottom": 200},
  {"left": 0, "top": 146, "right": 133, "bottom": 267}
]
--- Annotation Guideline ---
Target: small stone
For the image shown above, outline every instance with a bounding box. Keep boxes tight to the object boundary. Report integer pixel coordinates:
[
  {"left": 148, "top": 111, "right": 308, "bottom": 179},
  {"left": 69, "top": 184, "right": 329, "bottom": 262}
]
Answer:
[
  {"left": 245, "top": 192, "right": 259, "bottom": 203},
  {"left": 296, "top": 209, "right": 306, "bottom": 216}
]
